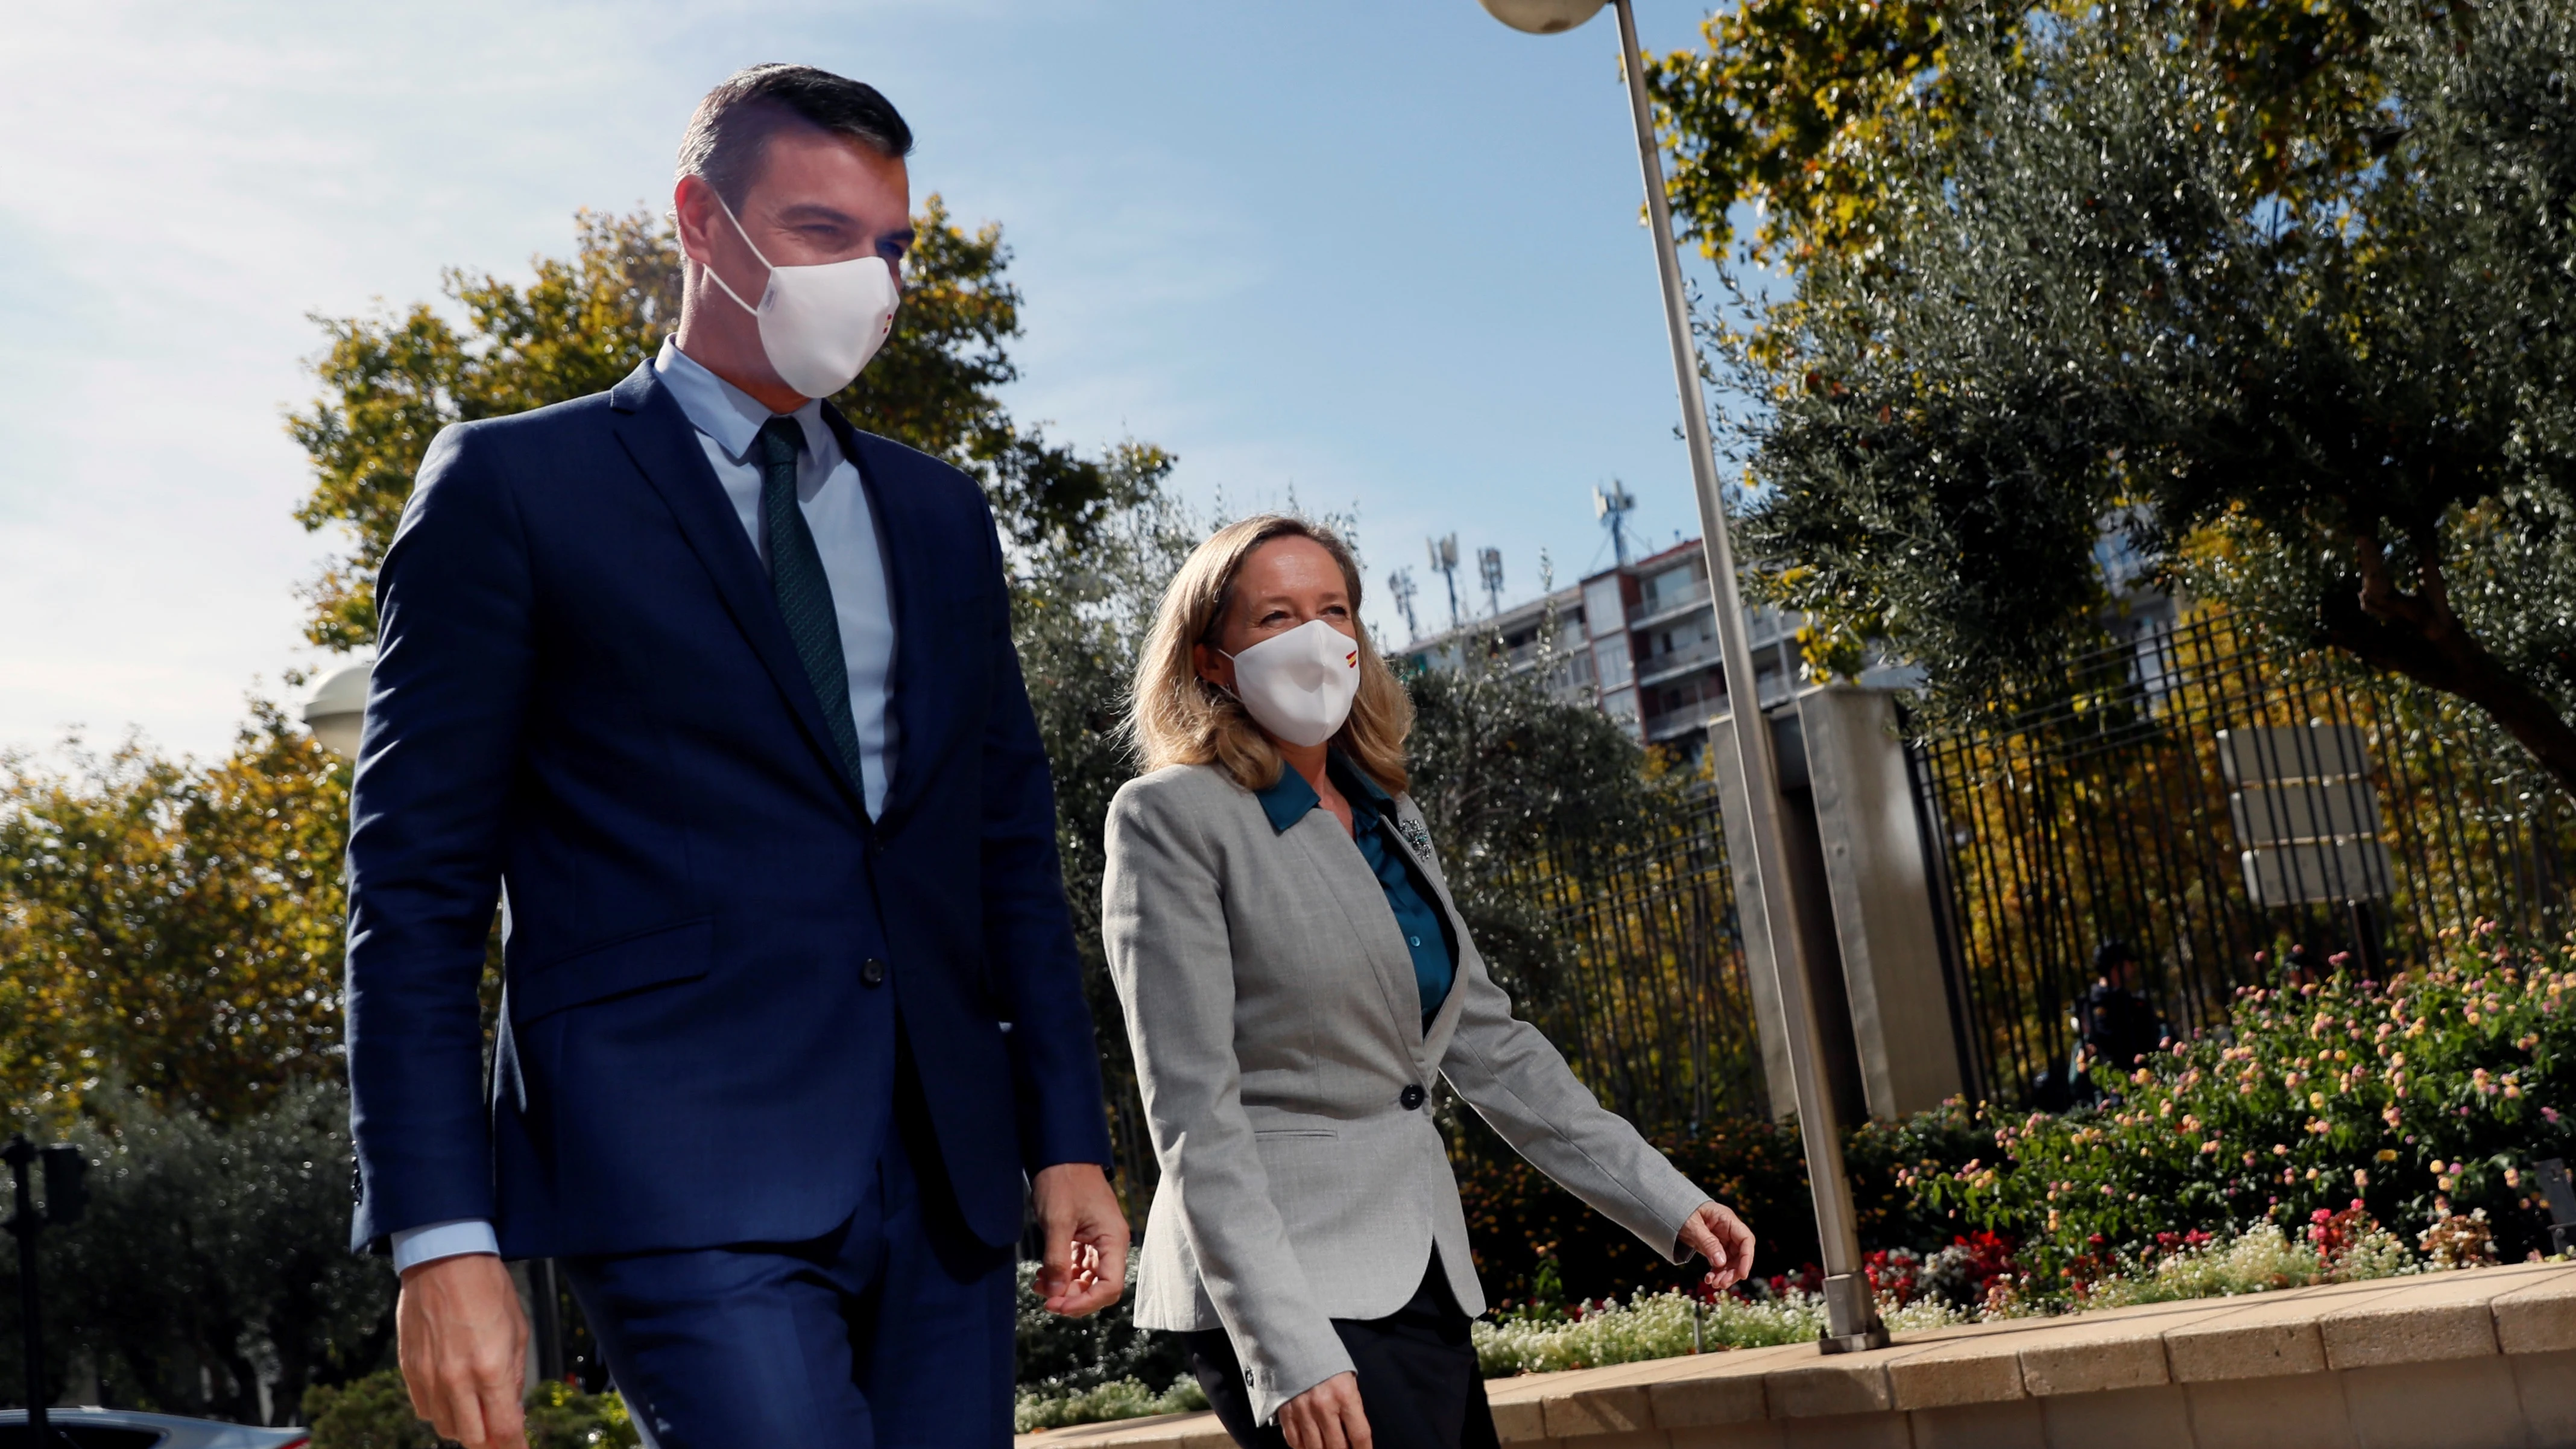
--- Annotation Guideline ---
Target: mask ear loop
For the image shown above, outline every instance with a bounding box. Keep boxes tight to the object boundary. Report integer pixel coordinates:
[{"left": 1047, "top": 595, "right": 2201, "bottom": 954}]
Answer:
[{"left": 692, "top": 189, "right": 775, "bottom": 318}]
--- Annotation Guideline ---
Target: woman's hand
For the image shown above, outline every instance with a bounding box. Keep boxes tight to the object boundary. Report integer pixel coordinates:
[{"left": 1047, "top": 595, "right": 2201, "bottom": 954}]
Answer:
[
  {"left": 1277, "top": 1371, "right": 1371, "bottom": 1449},
  {"left": 1678, "top": 1199, "right": 1758, "bottom": 1290}
]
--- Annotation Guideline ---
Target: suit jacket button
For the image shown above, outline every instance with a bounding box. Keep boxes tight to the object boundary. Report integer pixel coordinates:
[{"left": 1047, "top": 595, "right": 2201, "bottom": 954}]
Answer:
[
  {"left": 860, "top": 957, "right": 888, "bottom": 987},
  {"left": 1400, "top": 1084, "right": 1427, "bottom": 1111}
]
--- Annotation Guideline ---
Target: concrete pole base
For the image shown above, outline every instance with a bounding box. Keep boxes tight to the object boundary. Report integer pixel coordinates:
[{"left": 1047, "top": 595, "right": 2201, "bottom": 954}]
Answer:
[{"left": 1816, "top": 1271, "right": 1892, "bottom": 1355}]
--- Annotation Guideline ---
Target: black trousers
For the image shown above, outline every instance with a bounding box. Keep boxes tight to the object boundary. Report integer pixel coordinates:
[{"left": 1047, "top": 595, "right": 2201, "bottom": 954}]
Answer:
[{"left": 1185, "top": 1255, "right": 1500, "bottom": 1449}]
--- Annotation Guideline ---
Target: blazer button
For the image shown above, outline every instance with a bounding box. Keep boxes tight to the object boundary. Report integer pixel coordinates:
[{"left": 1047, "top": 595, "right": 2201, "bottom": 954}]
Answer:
[
  {"left": 860, "top": 957, "right": 888, "bottom": 987},
  {"left": 1400, "top": 1084, "right": 1427, "bottom": 1111}
]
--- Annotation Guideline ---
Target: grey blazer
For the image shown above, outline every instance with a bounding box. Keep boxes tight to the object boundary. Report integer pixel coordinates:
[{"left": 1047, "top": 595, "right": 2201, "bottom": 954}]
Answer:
[{"left": 1102, "top": 762, "right": 1712, "bottom": 1420}]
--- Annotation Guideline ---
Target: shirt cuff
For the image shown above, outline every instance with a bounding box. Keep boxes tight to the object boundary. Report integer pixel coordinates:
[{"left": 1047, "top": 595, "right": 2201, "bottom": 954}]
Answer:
[{"left": 391, "top": 1219, "right": 500, "bottom": 1273}]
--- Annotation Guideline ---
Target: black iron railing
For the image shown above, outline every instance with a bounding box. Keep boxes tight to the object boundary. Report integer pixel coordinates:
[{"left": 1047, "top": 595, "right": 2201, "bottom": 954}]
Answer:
[
  {"left": 1907, "top": 609, "right": 2576, "bottom": 1104},
  {"left": 1503, "top": 790, "right": 1770, "bottom": 1132}
]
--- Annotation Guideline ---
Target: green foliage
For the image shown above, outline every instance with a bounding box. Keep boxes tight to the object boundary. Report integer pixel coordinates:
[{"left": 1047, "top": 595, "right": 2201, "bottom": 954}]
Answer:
[
  {"left": 1011, "top": 1255, "right": 1191, "bottom": 1413},
  {"left": 1729, "top": 0, "right": 2576, "bottom": 795},
  {"left": 519, "top": 1378, "right": 640, "bottom": 1449},
  {"left": 302, "top": 1370, "right": 444, "bottom": 1448},
  {"left": 1646, "top": 0, "right": 2381, "bottom": 270},
  {"left": 287, "top": 201, "right": 1132, "bottom": 650},
  {"left": 1011, "top": 1252, "right": 1201, "bottom": 1435},
  {"left": 1472, "top": 1286, "right": 1968, "bottom": 1377},
  {"left": 1, "top": 706, "right": 349, "bottom": 1127},
  {"left": 302, "top": 1371, "right": 638, "bottom": 1449},
  {"left": 2, "top": 1082, "right": 393, "bottom": 1423},
  {"left": 1013, "top": 1374, "right": 1207, "bottom": 1434},
  {"left": 1402, "top": 642, "right": 1683, "bottom": 1016},
  {"left": 1913, "top": 926, "right": 2575, "bottom": 1283},
  {"left": 2078, "top": 1218, "right": 2413, "bottom": 1310},
  {"left": 1003, "top": 470, "right": 1193, "bottom": 1205},
  {"left": 1454, "top": 1101, "right": 1989, "bottom": 1308}
]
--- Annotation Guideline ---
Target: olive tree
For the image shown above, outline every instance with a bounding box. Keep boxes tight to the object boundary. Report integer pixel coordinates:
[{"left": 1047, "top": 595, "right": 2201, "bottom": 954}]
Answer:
[{"left": 1731, "top": 0, "right": 2576, "bottom": 795}]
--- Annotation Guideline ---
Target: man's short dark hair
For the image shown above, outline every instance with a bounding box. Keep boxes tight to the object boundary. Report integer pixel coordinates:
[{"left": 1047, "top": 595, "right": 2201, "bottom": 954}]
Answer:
[{"left": 677, "top": 65, "right": 913, "bottom": 209}]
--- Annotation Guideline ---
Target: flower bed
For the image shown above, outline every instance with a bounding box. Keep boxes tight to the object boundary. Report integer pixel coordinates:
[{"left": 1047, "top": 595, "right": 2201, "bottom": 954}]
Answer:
[
  {"left": 1017, "top": 926, "right": 2573, "bottom": 1430},
  {"left": 1911, "top": 923, "right": 2571, "bottom": 1287},
  {"left": 1463, "top": 1207, "right": 2485, "bottom": 1378}
]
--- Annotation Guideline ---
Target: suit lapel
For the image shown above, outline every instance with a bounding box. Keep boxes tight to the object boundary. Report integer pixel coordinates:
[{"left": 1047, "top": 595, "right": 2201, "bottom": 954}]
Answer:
[
  {"left": 607, "top": 362, "right": 870, "bottom": 822},
  {"left": 1287, "top": 813, "right": 1436, "bottom": 1070}
]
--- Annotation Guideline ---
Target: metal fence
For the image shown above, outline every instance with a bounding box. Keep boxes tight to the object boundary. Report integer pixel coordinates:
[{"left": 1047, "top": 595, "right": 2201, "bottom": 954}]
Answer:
[
  {"left": 1505, "top": 789, "right": 1771, "bottom": 1133},
  {"left": 1907, "top": 608, "right": 2576, "bottom": 1103}
]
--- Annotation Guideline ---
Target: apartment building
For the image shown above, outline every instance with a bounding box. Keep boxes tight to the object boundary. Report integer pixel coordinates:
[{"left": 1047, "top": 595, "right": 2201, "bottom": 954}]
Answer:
[{"left": 1397, "top": 537, "right": 1815, "bottom": 755}]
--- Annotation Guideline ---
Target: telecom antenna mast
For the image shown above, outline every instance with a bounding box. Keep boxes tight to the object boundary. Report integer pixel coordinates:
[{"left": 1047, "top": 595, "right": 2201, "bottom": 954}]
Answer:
[
  {"left": 1593, "top": 481, "right": 1637, "bottom": 568},
  {"left": 1427, "top": 534, "right": 1463, "bottom": 630},
  {"left": 1387, "top": 567, "right": 1421, "bottom": 642}
]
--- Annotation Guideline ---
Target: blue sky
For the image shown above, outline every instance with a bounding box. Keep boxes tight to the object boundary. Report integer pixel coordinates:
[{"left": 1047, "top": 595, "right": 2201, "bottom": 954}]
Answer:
[{"left": 0, "top": 0, "right": 1739, "bottom": 762}]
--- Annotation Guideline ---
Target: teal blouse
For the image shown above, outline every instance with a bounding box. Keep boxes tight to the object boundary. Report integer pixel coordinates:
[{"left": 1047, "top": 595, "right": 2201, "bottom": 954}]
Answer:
[{"left": 1252, "top": 751, "right": 1458, "bottom": 1025}]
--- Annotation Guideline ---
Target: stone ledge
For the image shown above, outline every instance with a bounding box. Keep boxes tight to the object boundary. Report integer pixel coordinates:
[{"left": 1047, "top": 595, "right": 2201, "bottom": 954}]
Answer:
[{"left": 1016, "top": 1262, "right": 2576, "bottom": 1449}]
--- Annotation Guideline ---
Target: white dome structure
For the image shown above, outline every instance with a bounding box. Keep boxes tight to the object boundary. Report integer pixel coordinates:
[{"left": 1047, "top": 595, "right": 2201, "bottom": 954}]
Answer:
[{"left": 302, "top": 656, "right": 374, "bottom": 759}]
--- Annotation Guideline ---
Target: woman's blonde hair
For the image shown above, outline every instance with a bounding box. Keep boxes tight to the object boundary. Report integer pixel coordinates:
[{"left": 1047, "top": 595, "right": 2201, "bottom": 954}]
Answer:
[{"left": 1131, "top": 514, "right": 1413, "bottom": 795}]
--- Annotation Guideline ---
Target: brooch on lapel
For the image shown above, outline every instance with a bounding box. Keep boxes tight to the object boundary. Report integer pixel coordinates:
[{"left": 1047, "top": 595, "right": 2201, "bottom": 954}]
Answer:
[{"left": 1396, "top": 815, "right": 1434, "bottom": 859}]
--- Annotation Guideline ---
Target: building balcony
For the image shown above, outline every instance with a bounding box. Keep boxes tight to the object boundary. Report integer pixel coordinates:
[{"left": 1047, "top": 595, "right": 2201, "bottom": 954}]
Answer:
[
  {"left": 1635, "top": 634, "right": 1726, "bottom": 687},
  {"left": 1628, "top": 579, "right": 1713, "bottom": 630}
]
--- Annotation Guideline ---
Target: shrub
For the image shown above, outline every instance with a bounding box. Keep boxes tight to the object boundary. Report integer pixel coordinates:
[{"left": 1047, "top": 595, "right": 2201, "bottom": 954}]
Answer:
[
  {"left": 2078, "top": 1214, "right": 2413, "bottom": 1310},
  {"left": 520, "top": 1380, "right": 640, "bottom": 1449},
  {"left": 1914, "top": 925, "right": 2573, "bottom": 1286},
  {"left": 1014, "top": 1375, "right": 1207, "bottom": 1434},
  {"left": 1471, "top": 1287, "right": 1968, "bottom": 1377},
  {"left": 303, "top": 1371, "right": 637, "bottom": 1449},
  {"left": 302, "top": 1371, "right": 444, "bottom": 1448},
  {"left": 1453, "top": 1093, "right": 1990, "bottom": 1308},
  {"left": 1012, "top": 1254, "right": 1190, "bottom": 1407}
]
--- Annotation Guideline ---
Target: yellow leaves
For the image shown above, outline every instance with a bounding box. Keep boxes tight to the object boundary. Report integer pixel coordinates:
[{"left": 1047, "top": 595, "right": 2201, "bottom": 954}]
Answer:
[{"left": 2, "top": 707, "right": 349, "bottom": 1126}]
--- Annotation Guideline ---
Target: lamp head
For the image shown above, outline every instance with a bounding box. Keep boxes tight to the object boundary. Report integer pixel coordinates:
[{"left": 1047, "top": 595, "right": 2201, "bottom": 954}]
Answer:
[
  {"left": 303, "top": 657, "right": 375, "bottom": 760},
  {"left": 1477, "top": 0, "right": 1608, "bottom": 33}
]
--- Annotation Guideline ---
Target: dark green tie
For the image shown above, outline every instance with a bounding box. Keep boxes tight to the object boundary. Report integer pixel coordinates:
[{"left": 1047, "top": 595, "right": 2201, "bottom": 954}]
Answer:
[{"left": 758, "top": 417, "right": 868, "bottom": 795}]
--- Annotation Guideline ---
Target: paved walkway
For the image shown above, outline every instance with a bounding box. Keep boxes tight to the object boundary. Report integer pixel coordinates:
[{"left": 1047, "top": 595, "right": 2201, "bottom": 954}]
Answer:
[{"left": 1018, "top": 1259, "right": 2576, "bottom": 1448}]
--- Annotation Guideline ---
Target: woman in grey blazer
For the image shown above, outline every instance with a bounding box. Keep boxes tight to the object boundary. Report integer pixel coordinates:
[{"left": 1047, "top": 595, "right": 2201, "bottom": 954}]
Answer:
[{"left": 1105, "top": 516, "right": 1756, "bottom": 1449}]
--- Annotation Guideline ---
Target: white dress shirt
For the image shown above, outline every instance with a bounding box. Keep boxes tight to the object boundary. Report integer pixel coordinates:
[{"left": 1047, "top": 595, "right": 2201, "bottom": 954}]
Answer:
[{"left": 388, "top": 340, "right": 901, "bottom": 1274}]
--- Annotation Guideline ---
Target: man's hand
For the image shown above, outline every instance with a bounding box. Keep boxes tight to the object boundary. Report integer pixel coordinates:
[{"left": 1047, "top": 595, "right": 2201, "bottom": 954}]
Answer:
[
  {"left": 1032, "top": 1161, "right": 1130, "bottom": 1317},
  {"left": 1278, "top": 1371, "right": 1370, "bottom": 1449},
  {"left": 1678, "top": 1199, "right": 1758, "bottom": 1291},
  {"left": 397, "top": 1252, "right": 529, "bottom": 1449}
]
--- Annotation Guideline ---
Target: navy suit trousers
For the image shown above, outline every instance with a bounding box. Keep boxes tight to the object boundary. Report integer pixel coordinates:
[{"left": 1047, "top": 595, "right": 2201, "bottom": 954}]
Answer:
[{"left": 563, "top": 1080, "right": 1015, "bottom": 1449}]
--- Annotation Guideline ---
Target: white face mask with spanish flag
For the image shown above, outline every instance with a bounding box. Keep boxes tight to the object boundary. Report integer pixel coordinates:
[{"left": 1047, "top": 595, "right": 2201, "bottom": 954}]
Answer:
[{"left": 1225, "top": 618, "right": 1362, "bottom": 748}]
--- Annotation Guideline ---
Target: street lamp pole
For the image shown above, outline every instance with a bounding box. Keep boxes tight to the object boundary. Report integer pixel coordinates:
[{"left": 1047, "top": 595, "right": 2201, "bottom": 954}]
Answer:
[{"left": 1477, "top": 0, "right": 1888, "bottom": 1351}]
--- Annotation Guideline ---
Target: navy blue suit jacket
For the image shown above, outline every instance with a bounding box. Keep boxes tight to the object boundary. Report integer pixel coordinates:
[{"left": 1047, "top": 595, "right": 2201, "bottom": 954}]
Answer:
[{"left": 344, "top": 360, "right": 1113, "bottom": 1257}]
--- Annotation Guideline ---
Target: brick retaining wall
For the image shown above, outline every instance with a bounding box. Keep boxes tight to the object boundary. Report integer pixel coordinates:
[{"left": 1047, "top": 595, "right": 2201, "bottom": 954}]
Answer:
[{"left": 1019, "top": 1260, "right": 2576, "bottom": 1449}]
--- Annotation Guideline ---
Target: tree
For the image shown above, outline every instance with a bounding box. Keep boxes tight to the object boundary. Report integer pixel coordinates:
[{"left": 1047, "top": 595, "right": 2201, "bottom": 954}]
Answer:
[
  {"left": 1, "top": 1083, "right": 394, "bottom": 1423},
  {"left": 288, "top": 201, "right": 1135, "bottom": 650},
  {"left": 1002, "top": 454, "right": 1193, "bottom": 1204},
  {"left": 1, "top": 707, "right": 349, "bottom": 1128},
  {"left": 1401, "top": 628, "right": 1683, "bottom": 1018},
  {"left": 1725, "top": 0, "right": 2576, "bottom": 797},
  {"left": 1643, "top": 0, "right": 2382, "bottom": 271}
]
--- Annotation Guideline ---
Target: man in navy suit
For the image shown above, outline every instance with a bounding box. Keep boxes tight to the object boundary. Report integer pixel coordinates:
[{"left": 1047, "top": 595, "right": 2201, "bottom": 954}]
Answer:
[{"left": 343, "top": 65, "right": 1128, "bottom": 1449}]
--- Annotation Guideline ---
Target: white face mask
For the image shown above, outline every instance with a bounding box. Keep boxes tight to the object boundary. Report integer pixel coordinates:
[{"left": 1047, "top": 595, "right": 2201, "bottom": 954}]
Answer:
[
  {"left": 1223, "top": 618, "right": 1363, "bottom": 748},
  {"left": 699, "top": 193, "right": 900, "bottom": 399}
]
